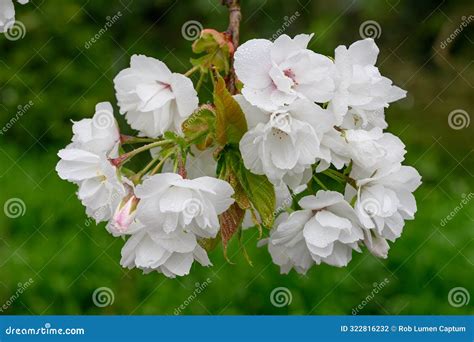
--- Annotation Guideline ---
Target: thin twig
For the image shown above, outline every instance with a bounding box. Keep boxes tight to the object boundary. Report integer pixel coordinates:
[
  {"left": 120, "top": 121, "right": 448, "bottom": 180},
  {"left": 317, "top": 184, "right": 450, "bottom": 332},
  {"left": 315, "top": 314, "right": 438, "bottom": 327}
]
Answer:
[{"left": 221, "top": 0, "right": 241, "bottom": 94}]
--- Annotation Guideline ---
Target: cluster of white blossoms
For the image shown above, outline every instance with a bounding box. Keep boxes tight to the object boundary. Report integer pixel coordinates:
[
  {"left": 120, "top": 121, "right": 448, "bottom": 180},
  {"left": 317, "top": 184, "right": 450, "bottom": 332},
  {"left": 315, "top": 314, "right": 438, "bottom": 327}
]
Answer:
[
  {"left": 0, "top": 0, "right": 28, "bottom": 32},
  {"left": 235, "top": 34, "right": 421, "bottom": 274},
  {"left": 57, "top": 54, "right": 237, "bottom": 278},
  {"left": 57, "top": 32, "right": 421, "bottom": 278}
]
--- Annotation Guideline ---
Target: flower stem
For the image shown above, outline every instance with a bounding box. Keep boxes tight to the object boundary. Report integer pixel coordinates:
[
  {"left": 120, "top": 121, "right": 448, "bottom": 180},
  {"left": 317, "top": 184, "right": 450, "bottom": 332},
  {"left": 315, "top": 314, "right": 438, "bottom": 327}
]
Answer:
[
  {"left": 184, "top": 65, "right": 200, "bottom": 77},
  {"left": 196, "top": 71, "right": 206, "bottom": 92},
  {"left": 111, "top": 140, "right": 172, "bottom": 166},
  {"left": 150, "top": 150, "right": 175, "bottom": 176},
  {"left": 120, "top": 135, "right": 157, "bottom": 144}
]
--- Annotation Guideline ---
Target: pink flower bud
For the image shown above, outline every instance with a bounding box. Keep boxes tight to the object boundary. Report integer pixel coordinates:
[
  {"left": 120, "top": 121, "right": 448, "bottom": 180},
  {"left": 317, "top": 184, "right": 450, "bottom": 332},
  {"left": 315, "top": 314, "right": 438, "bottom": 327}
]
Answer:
[{"left": 112, "top": 195, "right": 139, "bottom": 233}]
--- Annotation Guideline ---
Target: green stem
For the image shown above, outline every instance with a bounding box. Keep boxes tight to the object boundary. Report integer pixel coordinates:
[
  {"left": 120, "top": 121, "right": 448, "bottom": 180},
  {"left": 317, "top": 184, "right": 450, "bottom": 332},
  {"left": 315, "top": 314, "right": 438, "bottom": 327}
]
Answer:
[
  {"left": 196, "top": 71, "right": 206, "bottom": 93},
  {"left": 150, "top": 150, "right": 175, "bottom": 176},
  {"left": 184, "top": 65, "right": 200, "bottom": 77},
  {"left": 112, "top": 140, "right": 172, "bottom": 167},
  {"left": 132, "top": 155, "right": 162, "bottom": 184},
  {"left": 120, "top": 135, "right": 157, "bottom": 144}
]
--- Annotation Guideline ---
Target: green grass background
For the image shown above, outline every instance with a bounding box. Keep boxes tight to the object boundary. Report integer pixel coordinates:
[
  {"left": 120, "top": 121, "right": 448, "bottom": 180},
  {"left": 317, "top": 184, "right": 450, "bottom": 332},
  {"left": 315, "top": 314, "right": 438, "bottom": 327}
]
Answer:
[{"left": 0, "top": 0, "right": 473, "bottom": 314}]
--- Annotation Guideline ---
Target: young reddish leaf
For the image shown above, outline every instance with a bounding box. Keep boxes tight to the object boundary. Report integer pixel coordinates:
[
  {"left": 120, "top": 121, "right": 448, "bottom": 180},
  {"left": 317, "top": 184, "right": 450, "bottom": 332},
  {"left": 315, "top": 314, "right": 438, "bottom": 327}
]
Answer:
[
  {"left": 213, "top": 74, "right": 247, "bottom": 145},
  {"left": 219, "top": 202, "right": 245, "bottom": 263}
]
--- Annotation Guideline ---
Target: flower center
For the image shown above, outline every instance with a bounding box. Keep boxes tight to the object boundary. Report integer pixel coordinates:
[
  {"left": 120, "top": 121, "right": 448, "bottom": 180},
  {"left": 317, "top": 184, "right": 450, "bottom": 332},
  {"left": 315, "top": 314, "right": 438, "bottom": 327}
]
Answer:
[{"left": 283, "top": 68, "right": 297, "bottom": 85}]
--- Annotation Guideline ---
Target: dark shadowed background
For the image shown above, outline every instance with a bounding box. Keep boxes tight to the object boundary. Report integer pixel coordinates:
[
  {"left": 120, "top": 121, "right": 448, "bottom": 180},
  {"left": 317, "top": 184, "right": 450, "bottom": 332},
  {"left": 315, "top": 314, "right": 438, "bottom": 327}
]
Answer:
[{"left": 0, "top": 0, "right": 473, "bottom": 315}]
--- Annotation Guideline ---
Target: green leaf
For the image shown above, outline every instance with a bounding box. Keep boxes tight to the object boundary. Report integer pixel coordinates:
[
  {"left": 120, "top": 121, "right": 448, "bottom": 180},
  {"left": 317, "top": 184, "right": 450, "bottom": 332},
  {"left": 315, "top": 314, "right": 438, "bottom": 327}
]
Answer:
[
  {"left": 191, "top": 29, "right": 233, "bottom": 74},
  {"left": 237, "top": 164, "right": 276, "bottom": 227},
  {"left": 182, "top": 105, "right": 216, "bottom": 150},
  {"left": 213, "top": 74, "right": 248, "bottom": 146}
]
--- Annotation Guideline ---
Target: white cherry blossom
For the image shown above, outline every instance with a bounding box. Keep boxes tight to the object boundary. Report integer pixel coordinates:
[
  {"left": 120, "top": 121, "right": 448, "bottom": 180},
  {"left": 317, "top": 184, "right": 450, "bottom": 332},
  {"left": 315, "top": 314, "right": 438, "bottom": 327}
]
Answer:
[
  {"left": 71, "top": 102, "right": 120, "bottom": 156},
  {"left": 135, "top": 173, "right": 234, "bottom": 238},
  {"left": 344, "top": 128, "right": 406, "bottom": 170},
  {"left": 264, "top": 210, "right": 315, "bottom": 274},
  {"left": 234, "top": 34, "right": 335, "bottom": 111},
  {"left": 56, "top": 147, "right": 126, "bottom": 223},
  {"left": 120, "top": 228, "right": 211, "bottom": 278},
  {"left": 114, "top": 54, "right": 198, "bottom": 138},
  {"left": 345, "top": 163, "right": 422, "bottom": 257},
  {"left": 299, "top": 190, "right": 364, "bottom": 267},
  {"left": 265, "top": 190, "right": 364, "bottom": 274},
  {"left": 317, "top": 126, "right": 406, "bottom": 172},
  {"left": 330, "top": 38, "right": 406, "bottom": 123},
  {"left": 237, "top": 95, "right": 334, "bottom": 187}
]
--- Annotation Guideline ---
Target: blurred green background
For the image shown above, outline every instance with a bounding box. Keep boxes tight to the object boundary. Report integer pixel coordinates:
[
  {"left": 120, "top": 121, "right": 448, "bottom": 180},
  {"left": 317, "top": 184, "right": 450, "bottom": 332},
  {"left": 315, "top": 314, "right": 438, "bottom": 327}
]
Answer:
[{"left": 0, "top": 0, "right": 473, "bottom": 315}]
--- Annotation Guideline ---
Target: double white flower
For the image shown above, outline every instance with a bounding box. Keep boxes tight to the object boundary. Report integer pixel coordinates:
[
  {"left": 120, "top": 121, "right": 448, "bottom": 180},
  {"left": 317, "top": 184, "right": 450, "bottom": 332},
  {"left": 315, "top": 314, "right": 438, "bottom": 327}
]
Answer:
[
  {"left": 265, "top": 191, "right": 364, "bottom": 274},
  {"left": 237, "top": 95, "right": 334, "bottom": 187},
  {"left": 135, "top": 173, "right": 235, "bottom": 238},
  {"left": 114, "top": 55, "right": 199, "bottom": 138},
  {"left": 234, "top": 33, "right": 335, "bottom": 111},
  {"left": 56, "top": 102, "right": 124, "bottom": 223},
  {"left": 120, "top": 227, "right": 211, "bottom": 278},
  {"left": 346, "top": 164, "right": 422, "bottom": 258},
  {"left": 330, "top": 38, "right": 406, "bottom": 123},
  {"left": 119, "top": 173, "right": 234, "bottom": 277}
]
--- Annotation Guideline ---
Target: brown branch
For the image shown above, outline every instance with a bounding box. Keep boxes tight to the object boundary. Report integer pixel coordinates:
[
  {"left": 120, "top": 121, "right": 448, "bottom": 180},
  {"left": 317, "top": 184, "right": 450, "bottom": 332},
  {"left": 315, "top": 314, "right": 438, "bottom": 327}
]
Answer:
[
  {"left": 222, "top": 0, "right": 241, "bottom": 48},
  {"left": 221, "top": 0, "right": 241, "bottom": 94}
]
